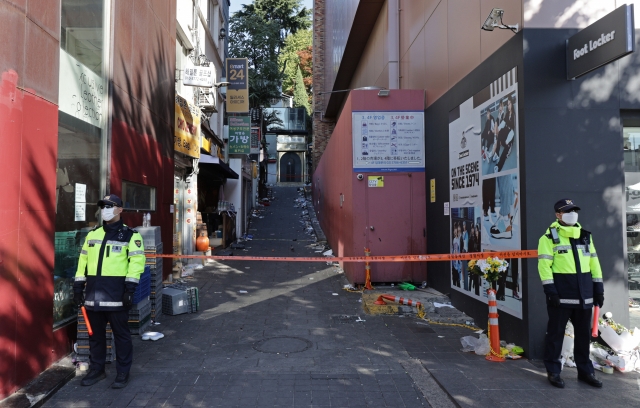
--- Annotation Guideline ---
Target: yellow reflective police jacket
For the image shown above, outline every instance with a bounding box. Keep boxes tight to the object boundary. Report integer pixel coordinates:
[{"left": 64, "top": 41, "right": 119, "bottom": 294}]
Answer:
[
  {"left": 73, "top": 220, "right": 145, "bottom": 311},
  {"left": 538, "top": 220, "right": 603, "bottom": 309}
]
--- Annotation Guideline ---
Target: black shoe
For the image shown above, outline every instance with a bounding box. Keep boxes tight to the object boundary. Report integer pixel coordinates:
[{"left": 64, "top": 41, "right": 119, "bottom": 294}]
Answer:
[
  {"left": 81, "top": 369, "right": 106, "bottom": 386},
  {"left": 578, "top": 372, "right": 602, "bottom": 388},
  {"left": 112, "top": 372, "right": 130, "bottom": 389},
  {"left": 547, "top": 373, "right": 565, "bottom": 388}
]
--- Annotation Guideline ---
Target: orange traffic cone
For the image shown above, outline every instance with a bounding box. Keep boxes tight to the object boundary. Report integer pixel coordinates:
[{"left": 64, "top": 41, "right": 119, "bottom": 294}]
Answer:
[
  {"left": 486, "top": 288, "right": 505, "bottom": 362},
  {"left": 373, "top": 294, "right": 422, "bottom": 308},
  {"left": 364, "top": 248, "right": 374, "bottom": 290}
]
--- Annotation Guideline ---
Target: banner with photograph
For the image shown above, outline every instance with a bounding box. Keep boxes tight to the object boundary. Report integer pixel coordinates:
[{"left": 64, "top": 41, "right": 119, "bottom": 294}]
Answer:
[{"left": 448, "top": 67, "right": 522, "bottom": 318}]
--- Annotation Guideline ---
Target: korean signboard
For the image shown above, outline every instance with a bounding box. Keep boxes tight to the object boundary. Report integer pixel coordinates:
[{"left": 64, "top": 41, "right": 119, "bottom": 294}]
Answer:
[
  {"left": 352, "top": 111, "right": 425, "bottom": 172},
  {"left": 251, "top": 127, "right": 260, "bottom": 154},
  {"left": 225, "top": 58, "right": 249, "bottom": 113},
  {"left": 174, "top": 94, "right": 201, "bottom": 158},
  {"left": 229, "top": 116, "right": 251, "bottom": 154},
  {"left": 183, "top": 66, "right": 214, "bottom": 87}
]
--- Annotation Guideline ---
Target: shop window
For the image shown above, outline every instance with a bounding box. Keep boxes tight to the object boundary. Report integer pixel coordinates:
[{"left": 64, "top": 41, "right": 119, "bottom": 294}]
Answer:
[
  {"left": 624, "top": 127, "right": 640, "bottom": 289},
  {"left": 122, "top": 181, "right": 156, "bottom": 211},
  {"left": 54, "top": 0, "right": 107, "bottom": 329}
]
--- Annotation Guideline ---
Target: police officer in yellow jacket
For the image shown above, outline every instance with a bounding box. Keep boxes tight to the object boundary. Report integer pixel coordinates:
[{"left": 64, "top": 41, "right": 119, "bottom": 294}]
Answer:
[
  {"left": 538, "top": 199, "right": 603, "bottom": 389},
  {"left": 73, "top": 194, "right": 145, "bottom": 389}
]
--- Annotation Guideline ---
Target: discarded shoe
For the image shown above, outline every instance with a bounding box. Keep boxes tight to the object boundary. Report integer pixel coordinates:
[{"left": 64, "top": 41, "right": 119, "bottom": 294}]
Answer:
[
  {"left": 81, "top": 369, "right": 106, "bottom": 386},
  {"left": 578, "top": 372, "right": 602, "bottom": 388},
  {"left": 547, "top": 373, "right": 565, "bottom": 388},
  {"left": 112, "top": 372, "right": 130, "bottom": 389}
]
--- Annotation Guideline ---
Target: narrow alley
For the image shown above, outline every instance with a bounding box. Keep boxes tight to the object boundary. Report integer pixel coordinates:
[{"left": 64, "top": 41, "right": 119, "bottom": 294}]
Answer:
[
  {"left": 42, "top": 187, "right": 640, "bottom": 408},
  {"left": 43, "top": 187, "right": 448, "bottom": 408}
]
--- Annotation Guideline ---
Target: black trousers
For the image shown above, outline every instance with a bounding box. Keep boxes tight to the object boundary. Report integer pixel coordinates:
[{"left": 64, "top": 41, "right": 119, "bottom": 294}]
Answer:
[
  {"left": 86, "top": 309, "right": 133, "bottom": 374},
  {"left": 544, "top": 306, "right": 594, "bottom": 375}
]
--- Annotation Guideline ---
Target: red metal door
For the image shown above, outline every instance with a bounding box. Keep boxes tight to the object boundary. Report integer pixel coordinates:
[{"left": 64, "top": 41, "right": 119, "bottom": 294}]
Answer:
[{"left": 365, "top": 174, "right": 414, "bottom": 282}]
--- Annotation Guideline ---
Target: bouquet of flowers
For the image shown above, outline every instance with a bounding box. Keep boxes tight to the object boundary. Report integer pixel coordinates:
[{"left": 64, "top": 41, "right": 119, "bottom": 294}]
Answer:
[{"left": 467, "top": 256, "right": 508, "bottom": 282}]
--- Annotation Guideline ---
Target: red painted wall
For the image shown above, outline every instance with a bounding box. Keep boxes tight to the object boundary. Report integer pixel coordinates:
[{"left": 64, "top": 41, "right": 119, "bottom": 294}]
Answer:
[
  {"left": 110, "top": 0, "right": 176, "bottom": 279},
  {"left": 0, "top": 0, "right": 176, "bottom": 397},
  {"left": 0, "top": 71, "right": 61, "bottom": 398},
  {"left": 111, "top": 119, "right": 174, "bottom": 279},
  {"left": 0, "top": 0, "right": 63, "bottom": 396},
  {"left": 313, "top": 89, "right": 427, "bottom": 284}
]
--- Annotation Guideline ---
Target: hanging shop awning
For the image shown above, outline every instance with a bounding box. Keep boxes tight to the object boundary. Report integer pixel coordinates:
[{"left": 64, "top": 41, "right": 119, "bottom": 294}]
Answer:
[{"left": 199, "top": 154, "right": 239, "bottom": 179}]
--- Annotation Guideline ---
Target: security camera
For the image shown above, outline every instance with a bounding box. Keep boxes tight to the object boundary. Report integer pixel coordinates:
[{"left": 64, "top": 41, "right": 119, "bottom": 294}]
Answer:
[
  {"left": 482, "top": 8, "right": 518, "bottom": 33},
  {"left": 356, "top": 174, "right": 364, "bottom": 181}
]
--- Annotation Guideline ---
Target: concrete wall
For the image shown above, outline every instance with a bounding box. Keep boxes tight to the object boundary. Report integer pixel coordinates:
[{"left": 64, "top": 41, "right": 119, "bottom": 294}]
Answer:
[
  {"left": 346, "top": 0, "right": 522, "bottom": 107},
  {"left": 523, "top": 0, "right": 640, "bottom": 29}
]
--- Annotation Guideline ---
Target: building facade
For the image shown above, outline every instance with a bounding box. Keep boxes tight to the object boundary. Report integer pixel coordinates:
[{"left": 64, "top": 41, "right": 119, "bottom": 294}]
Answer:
[
  {"left": 0, "top": 0, "right": 178, "bottom": 397},
  {"left": 314, "top": 0, "right": 640, "bottom": 359},
  {"left": 174, "top": 0, "right": 233, "bottom": 264}
]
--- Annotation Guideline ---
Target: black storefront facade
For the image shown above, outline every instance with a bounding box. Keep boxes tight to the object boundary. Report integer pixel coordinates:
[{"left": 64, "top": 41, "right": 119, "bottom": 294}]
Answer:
[{"left": 424, "top": 13, "right": 639, "bottom": 358}]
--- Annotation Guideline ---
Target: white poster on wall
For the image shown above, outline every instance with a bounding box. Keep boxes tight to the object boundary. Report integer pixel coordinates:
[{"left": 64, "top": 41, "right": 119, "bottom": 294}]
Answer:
[
  {"left": 75, "top": 183, "right": 86, "bottom": 203},
  {"left": 59, "top": 49, "right": 104, "bottom": 127},
  {"left": 74, "top": 203, "right": 86, "bottom": 222},
  {"left": 448, "top": 67, "right": 522, "bottom": 319},
  {"left": 352, "top": 111, "right": 425, "bottom": 172}
]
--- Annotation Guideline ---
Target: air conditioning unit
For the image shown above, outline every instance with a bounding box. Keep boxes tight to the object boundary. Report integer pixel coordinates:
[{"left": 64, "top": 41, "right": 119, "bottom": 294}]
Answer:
[{"left": 198, "top": 88, "right": 216, "bottom": 112}]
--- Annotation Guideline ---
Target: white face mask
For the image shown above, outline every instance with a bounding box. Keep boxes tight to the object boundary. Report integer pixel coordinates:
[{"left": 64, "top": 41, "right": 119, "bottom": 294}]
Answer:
[
  {"left": 561, "top": 212, "right": 578, "bottom": 226},
  {"left": 101, "top": 207, "right": 116, "bottom": 221}
]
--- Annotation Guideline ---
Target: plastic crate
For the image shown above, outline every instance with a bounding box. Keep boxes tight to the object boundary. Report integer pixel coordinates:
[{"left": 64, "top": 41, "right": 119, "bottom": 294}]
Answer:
[
  {"left": 77, "top": 331, "right": 112, "bottom": 339},
  {"left": 128, "top": 303, "right": 151, "bottom": 323},
  {"left": 135, "top": 227, "right": 162, "bottom": 246},
  {"left": 129, "top": 318, "right": 152, "bottom": 335},
  {"left": 162, "top": 288, "right": 190, "bottom": 315},
  {"left": 131, "top": 296, "right": 150, "bottom": 311},
  {"left": 132, "top": 266, "right": 151, "bottom": 304}
]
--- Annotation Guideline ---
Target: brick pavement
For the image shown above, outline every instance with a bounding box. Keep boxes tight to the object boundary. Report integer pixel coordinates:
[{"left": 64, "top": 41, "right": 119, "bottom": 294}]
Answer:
[{"left": 42, "top": 187, "right": 640, "bottom": 408}]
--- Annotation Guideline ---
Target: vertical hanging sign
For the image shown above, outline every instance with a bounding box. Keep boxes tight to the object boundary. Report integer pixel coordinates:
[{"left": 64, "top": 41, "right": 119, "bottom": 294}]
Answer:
[
  {"left": 228, "top": 116, "right": 251, "bottom": 154},
  {"left": 250, "top": 127, "right": 260, "bottom": 154},
  {"left": 225, "top": 58, "right": 249, "bottom": 113}
]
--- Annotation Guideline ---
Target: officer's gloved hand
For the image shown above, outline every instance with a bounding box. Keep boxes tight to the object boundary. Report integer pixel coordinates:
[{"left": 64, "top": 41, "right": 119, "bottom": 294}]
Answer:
[
  {"left": 73, "top": 292, "right": 84, "bottom": 307},
  {"left": 123, "top": 292, "right": 134, "bottom": 309},
  {"left": 594, "top": 293, "right": 604, "bottom": 308},
  {"left": 547, "top": 294, "right": 561, "bottom": 307}
]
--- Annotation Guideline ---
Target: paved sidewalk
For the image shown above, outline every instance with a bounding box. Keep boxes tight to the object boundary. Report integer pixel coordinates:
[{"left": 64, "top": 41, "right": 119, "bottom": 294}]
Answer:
[
  {"left": 41, "top": 187, "right": 640, "bottom": 408},
  {"left": 43, "top": 187, "right": 449, "bottom": 407}
]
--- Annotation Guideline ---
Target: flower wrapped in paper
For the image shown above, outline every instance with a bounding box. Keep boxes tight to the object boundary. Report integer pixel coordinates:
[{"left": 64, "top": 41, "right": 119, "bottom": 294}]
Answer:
[{"left": 467, "top": 256, "right": 508, "bottom": 282}]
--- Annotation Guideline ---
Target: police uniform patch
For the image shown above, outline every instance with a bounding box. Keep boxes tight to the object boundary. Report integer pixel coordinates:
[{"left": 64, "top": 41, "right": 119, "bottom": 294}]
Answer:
[{"left": 135, "top": 240, "right": 142, "bottom": 248}]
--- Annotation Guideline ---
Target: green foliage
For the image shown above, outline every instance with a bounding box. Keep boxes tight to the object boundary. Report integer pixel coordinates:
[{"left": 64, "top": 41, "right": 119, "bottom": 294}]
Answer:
[
  {"left": 235, "top": 0, "right": 311, "bottom": 39},
  {"left": 293, "top": 66, "right": 310, "bottom": 114},
  {"left": 279, "top": 29, "right": 312, "bottom": 97},
  {"left": 230, "top": 0, "right": 311, "bottom": 108}
]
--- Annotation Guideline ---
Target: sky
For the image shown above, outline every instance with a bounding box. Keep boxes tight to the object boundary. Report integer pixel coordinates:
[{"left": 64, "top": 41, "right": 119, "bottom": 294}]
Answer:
[{"left": 229, "top": 0, "right": 314, "bottom": 16}]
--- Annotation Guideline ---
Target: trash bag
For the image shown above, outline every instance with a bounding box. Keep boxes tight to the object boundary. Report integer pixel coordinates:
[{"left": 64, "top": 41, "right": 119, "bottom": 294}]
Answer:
[
  {"left": 561, "top": 321, "right": 575, "bottom": 368},
  {"left": 460, "top": 334, "right": 490, "bottom": 355}
]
